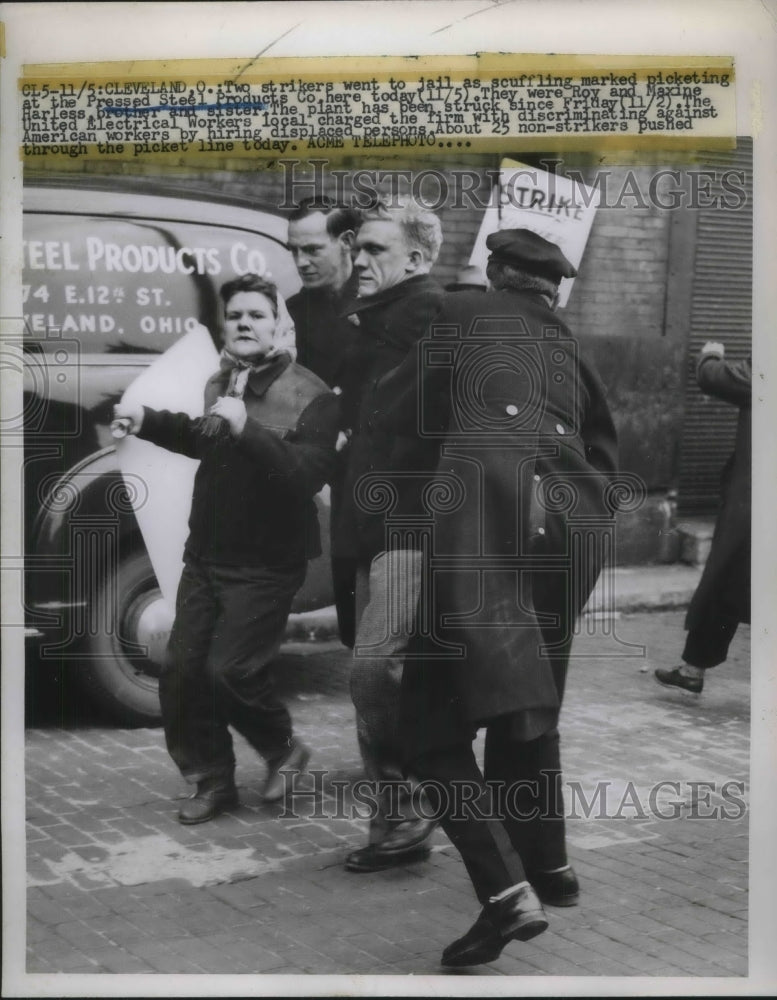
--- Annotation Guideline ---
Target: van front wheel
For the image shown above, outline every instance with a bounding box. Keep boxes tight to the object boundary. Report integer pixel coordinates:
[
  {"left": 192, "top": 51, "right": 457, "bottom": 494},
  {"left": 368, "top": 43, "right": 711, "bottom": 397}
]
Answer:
[{"left": 81, "top": 550, "right": 170, "bottom": 726}]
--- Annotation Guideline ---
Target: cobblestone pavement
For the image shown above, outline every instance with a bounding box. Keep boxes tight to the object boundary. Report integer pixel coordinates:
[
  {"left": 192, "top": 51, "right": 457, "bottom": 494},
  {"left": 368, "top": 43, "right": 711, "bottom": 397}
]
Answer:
[{"left": 22, "top": 611, "right": 751, "bottom": 983}]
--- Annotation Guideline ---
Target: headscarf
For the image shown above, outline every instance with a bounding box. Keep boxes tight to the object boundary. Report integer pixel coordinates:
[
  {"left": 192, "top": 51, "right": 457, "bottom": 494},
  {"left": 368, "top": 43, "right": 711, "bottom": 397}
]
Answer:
[{"left": 200, "top": 289, "right": 297, "bottom": 437}]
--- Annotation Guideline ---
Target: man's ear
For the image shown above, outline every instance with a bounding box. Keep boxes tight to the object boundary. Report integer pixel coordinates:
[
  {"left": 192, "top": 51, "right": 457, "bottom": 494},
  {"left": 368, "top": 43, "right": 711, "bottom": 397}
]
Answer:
[
  {"left": 406, "top": 248, "right": 424, "bottom": 273},
  {"left": 339, "top": 230, "right": 356, "bottom": 251}
]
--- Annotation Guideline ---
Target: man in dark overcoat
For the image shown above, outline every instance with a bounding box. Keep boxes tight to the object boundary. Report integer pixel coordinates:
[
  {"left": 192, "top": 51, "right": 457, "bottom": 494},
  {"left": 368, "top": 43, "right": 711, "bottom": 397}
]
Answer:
[
  {"left": 656, "top": 343, "right": 751, "bottom": 694},
  {"left": 376, "top": 228, "right": 619, "bottom": 966},
  {"left": 332, "top": 196, "right": 446, "bottom": 872},
  {"left": 286, "top": 197, "right": 364, "bottom": 647},
  {"left": 286, "top": 196, "right": 362, "bottom": 388}
]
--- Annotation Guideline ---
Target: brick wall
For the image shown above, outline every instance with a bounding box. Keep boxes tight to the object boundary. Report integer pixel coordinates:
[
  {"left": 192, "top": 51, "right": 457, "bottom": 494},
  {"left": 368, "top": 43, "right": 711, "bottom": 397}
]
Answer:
[
  {"left": 564, "top": 171, "right": 671, "bottom": 341},
  {"left": 560, "top": 166, "right": 686, "bottom": 491}
]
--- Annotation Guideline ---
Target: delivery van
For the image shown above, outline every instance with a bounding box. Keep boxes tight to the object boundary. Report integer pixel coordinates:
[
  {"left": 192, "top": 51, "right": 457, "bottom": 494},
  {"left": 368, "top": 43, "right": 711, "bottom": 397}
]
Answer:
[{"left": 22, "top": 173, "right": 331, "bottom": 725}]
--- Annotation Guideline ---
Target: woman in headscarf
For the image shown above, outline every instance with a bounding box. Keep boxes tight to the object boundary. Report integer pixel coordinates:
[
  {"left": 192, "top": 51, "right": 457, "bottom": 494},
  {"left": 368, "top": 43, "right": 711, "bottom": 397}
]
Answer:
[{"left": 114, "top": 273, "right": 340, "bottom": 823}]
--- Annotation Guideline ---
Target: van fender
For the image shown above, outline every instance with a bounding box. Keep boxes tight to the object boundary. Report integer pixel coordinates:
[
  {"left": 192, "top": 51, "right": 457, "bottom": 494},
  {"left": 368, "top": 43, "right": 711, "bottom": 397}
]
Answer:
[{"left": 31, "top": 445, "right": 145, "bottom": 564}]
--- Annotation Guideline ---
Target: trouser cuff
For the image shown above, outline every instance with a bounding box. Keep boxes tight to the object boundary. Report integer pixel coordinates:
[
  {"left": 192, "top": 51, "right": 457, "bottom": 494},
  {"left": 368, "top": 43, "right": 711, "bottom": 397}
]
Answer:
[
  {"left": 488, "top": 881, "right": 530, "bottom": 903},
  {"left": 181, "top": 761, "right": 236, "bottom": 785}
]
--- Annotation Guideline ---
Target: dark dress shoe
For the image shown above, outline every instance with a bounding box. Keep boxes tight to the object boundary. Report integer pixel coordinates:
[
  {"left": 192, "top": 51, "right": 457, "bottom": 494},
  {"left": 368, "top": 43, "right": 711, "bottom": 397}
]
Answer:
[
  {"left": 344, "top": 842, "right": 431, "bottom": 873},
  {"left": 442, "top": 910, "right": 503, "bottom": 967},
  {"left": 373, "top": 817, "right": 437, "bottom": 855},
  {"left": 655, "top": 666, "right": 704, "bottom": 694},
  {"left": 178, "top": 779, "right": 238, "bottom": 825},
  {"left": 261, "top": 740, "right": 311, "bottom": 802},
  {"left": 442, "top": 883, "right": 548, "bottom": 968},
  {"left": 529, "top": 866, "right": 580, "bottom": 907}
]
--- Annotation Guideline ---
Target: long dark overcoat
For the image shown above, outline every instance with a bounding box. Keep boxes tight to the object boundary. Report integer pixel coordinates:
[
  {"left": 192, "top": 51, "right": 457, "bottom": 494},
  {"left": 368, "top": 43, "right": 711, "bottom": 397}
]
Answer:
[
  {"left": 685, "top": 353, "right": 751, "bottom": 631},
  {"left": 331, "top": 273, "right": 446, "bottom": 564},
  {"left": 373, "top": 289, "right": 619, "bottom": 759},
  {"left": 286, "top": 271, "right": 361, "bottom": 391}
]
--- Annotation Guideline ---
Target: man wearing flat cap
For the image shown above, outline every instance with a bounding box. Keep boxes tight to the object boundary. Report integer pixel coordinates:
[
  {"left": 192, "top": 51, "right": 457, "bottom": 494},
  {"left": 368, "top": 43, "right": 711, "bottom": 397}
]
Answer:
[
  {"left": 371, "top": 227, "right": 618, "bottom": 967},
  {"left": 486, "top": 225, "right": 579, "bottom": 287}
]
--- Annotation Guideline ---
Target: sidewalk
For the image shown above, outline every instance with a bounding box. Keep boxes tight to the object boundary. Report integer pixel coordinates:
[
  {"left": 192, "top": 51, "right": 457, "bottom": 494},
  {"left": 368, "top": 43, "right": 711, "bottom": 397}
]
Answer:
[
  {"left": 21, "top": 606, "right": 749, "bottom": 983},
  {"left": 288, "top": 563, "right": 705, "bottom": 639}
]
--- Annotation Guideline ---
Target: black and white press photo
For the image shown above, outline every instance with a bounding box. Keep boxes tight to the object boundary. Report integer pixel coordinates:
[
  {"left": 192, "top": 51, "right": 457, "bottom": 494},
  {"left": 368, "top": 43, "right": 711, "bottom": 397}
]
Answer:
[{"left": 1, "top": 2, "right": 775, "bottom": 997}]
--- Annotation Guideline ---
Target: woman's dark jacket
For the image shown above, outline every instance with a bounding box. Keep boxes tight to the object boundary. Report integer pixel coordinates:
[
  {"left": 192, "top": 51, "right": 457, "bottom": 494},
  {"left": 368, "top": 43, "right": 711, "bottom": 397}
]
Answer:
[{"left": 137, "top": 356, "right": 339, "bottom": 569}]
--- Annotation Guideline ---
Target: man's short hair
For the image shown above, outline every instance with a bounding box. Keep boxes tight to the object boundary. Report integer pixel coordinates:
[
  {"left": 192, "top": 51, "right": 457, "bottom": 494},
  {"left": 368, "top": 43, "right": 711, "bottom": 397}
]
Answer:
[
  {"left": 486, "top": 258, "right": 559, "bottom": 299},
  {"left": 287, "top": 196, "right": 362, "bottom": 240},
  {"left": 362, "top": 196, "right": 443, "bottom": 264},
  {"left": 219, "top": 272, "right": 278, "bottom": 314}
]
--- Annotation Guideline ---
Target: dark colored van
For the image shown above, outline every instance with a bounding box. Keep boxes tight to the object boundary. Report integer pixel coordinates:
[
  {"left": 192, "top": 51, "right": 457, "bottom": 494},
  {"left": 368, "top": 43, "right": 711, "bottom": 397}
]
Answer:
[{"left": 22, "top": 174, "right": 331, "bottom": 725}]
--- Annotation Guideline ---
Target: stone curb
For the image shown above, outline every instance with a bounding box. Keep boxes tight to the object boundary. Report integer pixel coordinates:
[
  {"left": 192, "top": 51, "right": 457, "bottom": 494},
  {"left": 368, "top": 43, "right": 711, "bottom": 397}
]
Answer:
[{"left": 286, "top": 564, "right": 704, "bottom": 641}]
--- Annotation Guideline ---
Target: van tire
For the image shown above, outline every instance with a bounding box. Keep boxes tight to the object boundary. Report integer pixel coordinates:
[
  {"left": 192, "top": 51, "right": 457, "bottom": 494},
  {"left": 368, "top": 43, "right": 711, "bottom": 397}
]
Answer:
[{"left": 81, "top": 550, "right": 167, "bottom": 726}]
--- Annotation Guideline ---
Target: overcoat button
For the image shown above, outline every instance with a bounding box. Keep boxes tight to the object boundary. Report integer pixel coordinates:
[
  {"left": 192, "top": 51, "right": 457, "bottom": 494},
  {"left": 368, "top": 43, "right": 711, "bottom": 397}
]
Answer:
[
  {"left": 533, "top": 474, "right": 541, "bottom": 482},
  {"left": 538, "top": 527, "right": 546, "bottom": 535},
  {"left": 505, "top": 404, "right": 518, "bottom": 416},
  {"left": 555, "top": 423, "right": 566, "bottom": 435}
]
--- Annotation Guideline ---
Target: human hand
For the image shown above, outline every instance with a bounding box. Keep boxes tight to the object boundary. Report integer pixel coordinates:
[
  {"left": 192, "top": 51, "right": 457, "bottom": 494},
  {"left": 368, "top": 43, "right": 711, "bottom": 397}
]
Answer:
[
  {"left": 335, "top": 429, "right": 352, "bottom": 453},
  {"left": 701, "top": 341, "right": 725, "bottom": 357},
  {"left": 112, "top": 402, "right": 144, "bottom": 436},
  {"left": 209, "top": 396, "right": 247, "bottom": 436}
]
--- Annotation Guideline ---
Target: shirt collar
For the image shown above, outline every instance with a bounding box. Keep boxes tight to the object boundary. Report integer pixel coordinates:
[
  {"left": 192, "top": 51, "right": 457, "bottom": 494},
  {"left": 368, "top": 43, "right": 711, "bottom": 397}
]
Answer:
[
  {"left": 299, "top": 267, "right": 359, "bottom": 303},
  {"left": 341, "top": 273, "right": 437, "bottom": 318},
  {"left": 217, "top": 353, "right": 291, "bottom": 398}
]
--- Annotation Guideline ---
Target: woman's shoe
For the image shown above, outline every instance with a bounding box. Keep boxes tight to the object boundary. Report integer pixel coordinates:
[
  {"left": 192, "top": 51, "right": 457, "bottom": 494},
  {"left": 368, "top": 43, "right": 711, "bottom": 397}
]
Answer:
[
  {"left": 178, "top": 777, "right": 239, "bottom": 824},
  {"left": 261, "top": 740, "right": 311, "bottom": 802}
]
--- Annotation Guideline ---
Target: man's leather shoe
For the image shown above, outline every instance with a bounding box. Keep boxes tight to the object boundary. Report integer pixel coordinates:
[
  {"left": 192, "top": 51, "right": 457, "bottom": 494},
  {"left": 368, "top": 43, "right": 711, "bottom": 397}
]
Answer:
[
  {"left": 441, "top": 910, "right": 503, "bottom": 967},
  {"left": 529, "top": 866, "right": 580, "bottom": 907},
  {"left": 655, "top": 666, "right": 704, "bottom": 694},
  {"left": 442, "top": 883, "right": 548, "bottom": 968},
  {"left": 344, "top": 842, "right": 431, "bottom": 873},
  {"left": 373, "top": 818, "right": 437, "bottom": 855},
  {"left": 178, "top": 778, "right": 238, "bottom": 825},
  {"left": 261, "top": 740, "right": 311, "bottom": 802}
]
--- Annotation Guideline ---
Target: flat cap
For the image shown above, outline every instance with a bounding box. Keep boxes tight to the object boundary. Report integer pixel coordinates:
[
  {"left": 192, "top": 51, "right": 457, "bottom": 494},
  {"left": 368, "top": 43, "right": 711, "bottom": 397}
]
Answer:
[{"left": 486, "top": 228, "right": 577, "bottom": 281}]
